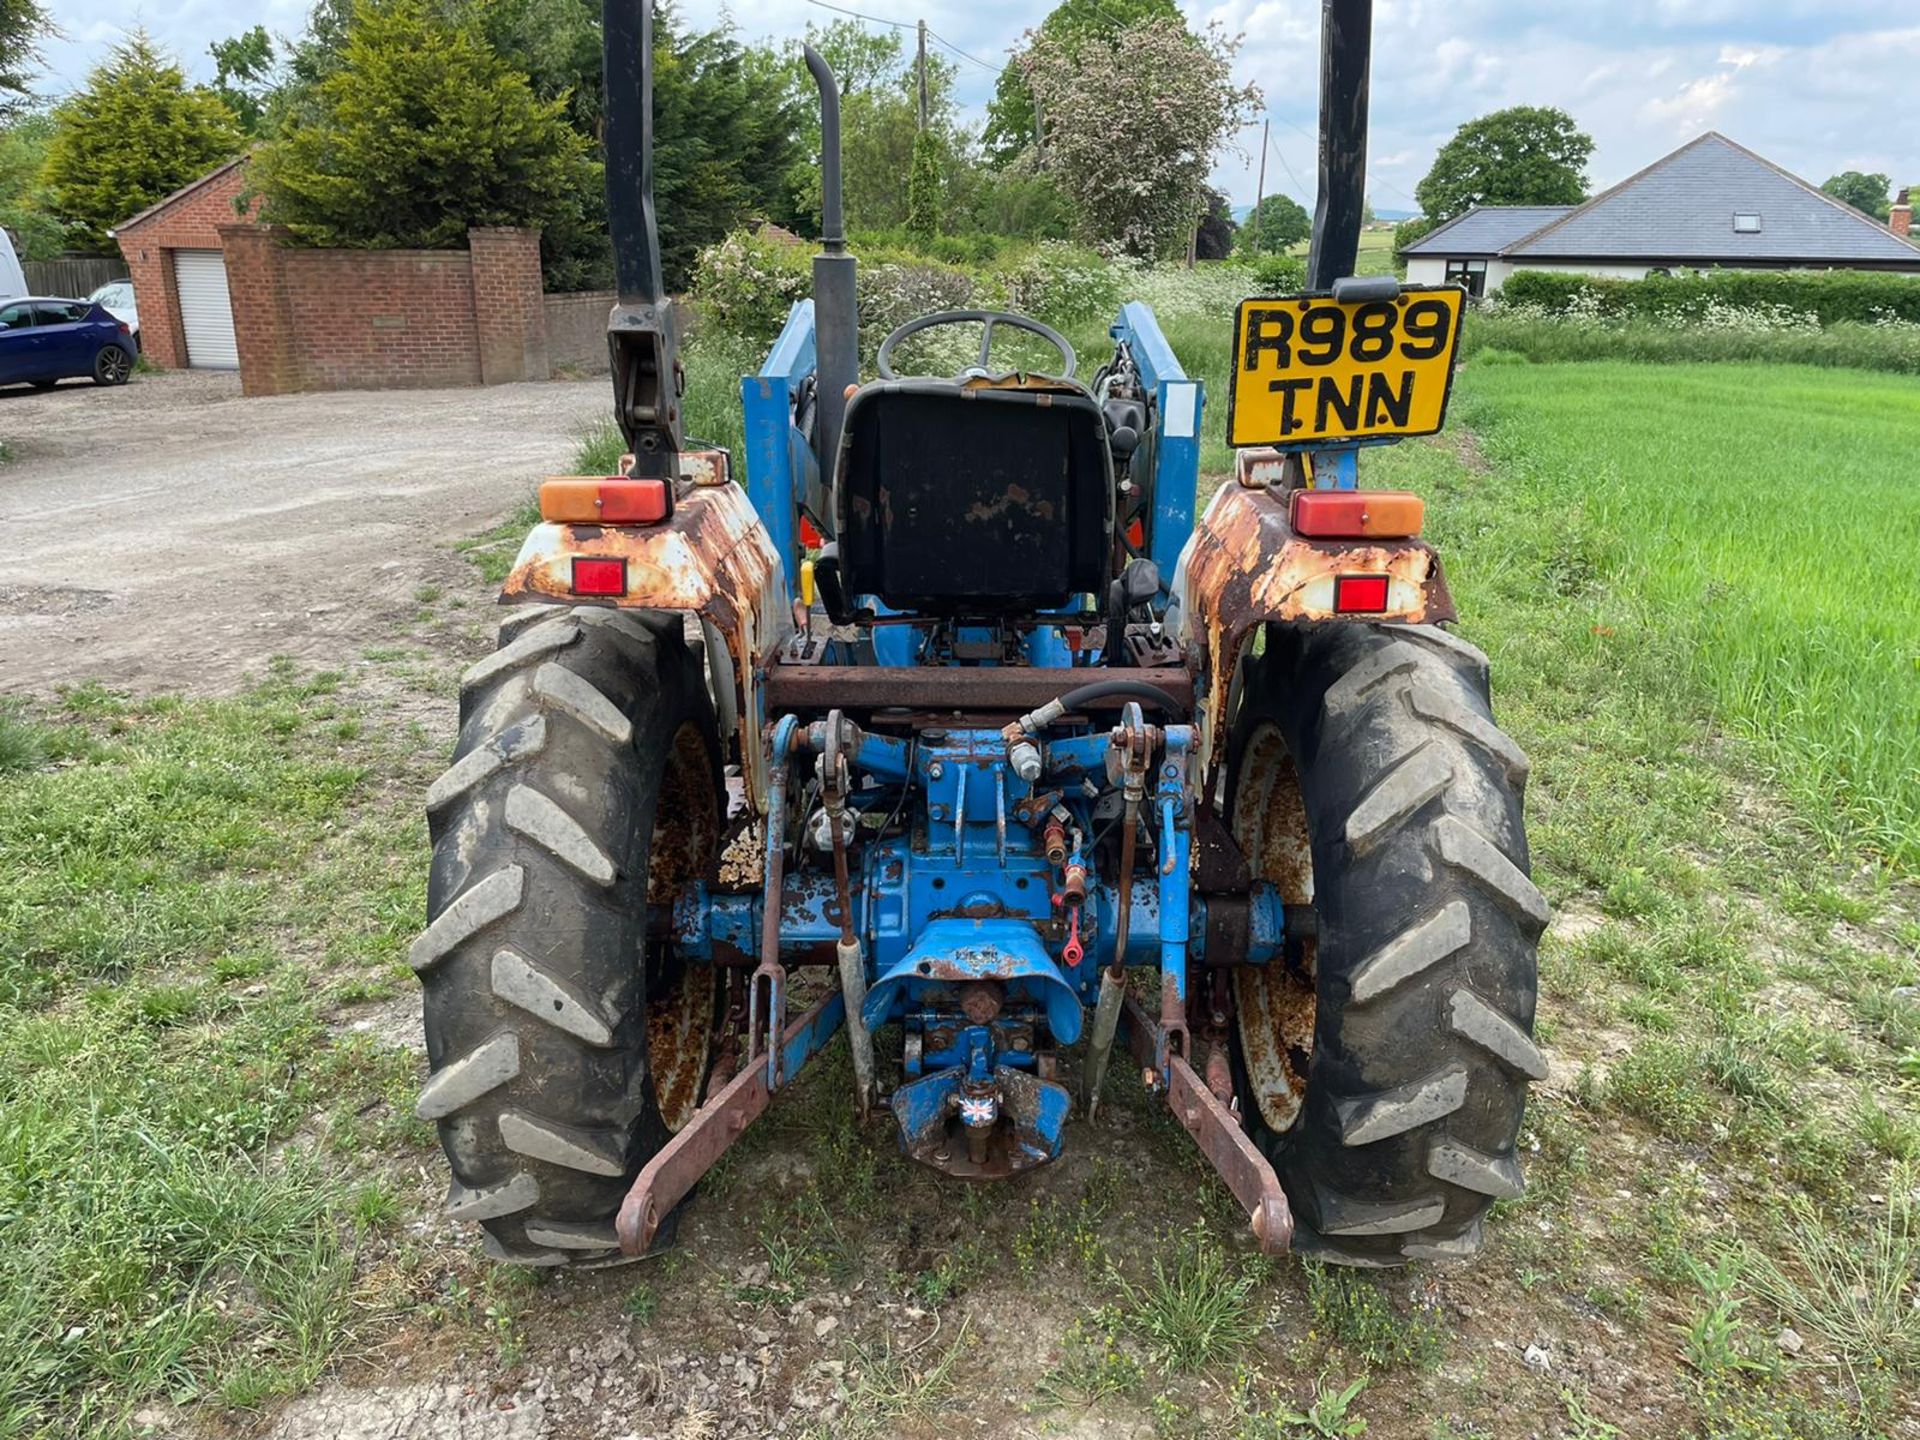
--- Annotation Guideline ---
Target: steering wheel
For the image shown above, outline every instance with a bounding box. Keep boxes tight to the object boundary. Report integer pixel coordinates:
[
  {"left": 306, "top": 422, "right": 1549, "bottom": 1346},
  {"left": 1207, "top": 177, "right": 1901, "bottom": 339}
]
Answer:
[{"left": 875, "top": 309, "right": 1077, "bottom": 381}]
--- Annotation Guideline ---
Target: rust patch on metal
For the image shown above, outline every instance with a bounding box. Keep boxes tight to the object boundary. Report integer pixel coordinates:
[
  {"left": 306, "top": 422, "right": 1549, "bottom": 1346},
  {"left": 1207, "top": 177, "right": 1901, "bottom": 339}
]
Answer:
[
  {"left": 619, "top": 993, "right": 839, "bottom": 1254},
  {"left": 1177, "top": 480, "right": 1455, "bottom": 784},
  {"left": 648, "top": 961, "right": 717, "bottom": 1133},
  {"left": 1230, "top": 721, "right": 1316, "bottom": 1135},
  {"left": 1126, "top": 995, "right": 1293, "bottom": 1254},
  {"left": 500, "top": 479, "right": 791, "bottom": 812}
]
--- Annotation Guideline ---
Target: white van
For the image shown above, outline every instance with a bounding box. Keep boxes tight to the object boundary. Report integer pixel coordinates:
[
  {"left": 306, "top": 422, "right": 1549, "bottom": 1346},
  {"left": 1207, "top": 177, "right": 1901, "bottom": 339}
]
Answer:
[{"left": 0, "top": 229, "right": 25, "bottom": 301}]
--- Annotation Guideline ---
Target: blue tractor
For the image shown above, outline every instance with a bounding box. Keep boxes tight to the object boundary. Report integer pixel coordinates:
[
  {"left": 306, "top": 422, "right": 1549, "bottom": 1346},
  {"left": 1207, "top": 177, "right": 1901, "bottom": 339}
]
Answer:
[{"left": 415, "top": 0, "right": 1545, "bottom": 1269}]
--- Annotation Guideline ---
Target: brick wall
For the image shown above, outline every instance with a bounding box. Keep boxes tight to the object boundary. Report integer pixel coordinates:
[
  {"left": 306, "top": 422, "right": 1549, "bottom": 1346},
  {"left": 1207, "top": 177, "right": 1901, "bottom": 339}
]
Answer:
[
  {"left": 542, "top": 290, "right": 615, "bottom": 373},
  {"left": 219, "top": 224, "right": 550, "bottom": 397},
  {"left": 1893, "top": 189, "right": 1913, "bottom": 242},
  {"left": 114, "top": 159, "right": 257, "bottom": 370}
]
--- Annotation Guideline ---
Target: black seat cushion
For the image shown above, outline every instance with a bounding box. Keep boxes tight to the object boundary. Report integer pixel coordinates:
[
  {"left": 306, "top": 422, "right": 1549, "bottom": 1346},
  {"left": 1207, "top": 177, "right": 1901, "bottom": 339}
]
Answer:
[{"left": 834, "top": 381, "right": 1113, "bottom": 615}]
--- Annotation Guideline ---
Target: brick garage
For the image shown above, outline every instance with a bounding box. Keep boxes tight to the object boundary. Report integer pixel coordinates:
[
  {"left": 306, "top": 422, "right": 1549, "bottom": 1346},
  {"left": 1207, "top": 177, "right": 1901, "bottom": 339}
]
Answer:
[
  {"left": 116, "top": 159, "right": 560, "bottom": 396},
  {"left": 112, "top": 158, "right": 260, "bottom": 371}
]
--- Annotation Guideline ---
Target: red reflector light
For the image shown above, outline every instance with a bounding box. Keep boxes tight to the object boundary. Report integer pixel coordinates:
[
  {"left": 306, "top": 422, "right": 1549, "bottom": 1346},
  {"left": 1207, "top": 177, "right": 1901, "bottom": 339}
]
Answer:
[
  {"left": 571, "top": 557, "right": 628, "bottom": 596},
  {"left": 540, "top": 477, "right": 671, "bottom": 524},
  {"left": 1291, "top": 490, "right": 1424, "bottom": 539},
  {"left": 1333, "top": 574, "right": 1390, "bottom": 613}
]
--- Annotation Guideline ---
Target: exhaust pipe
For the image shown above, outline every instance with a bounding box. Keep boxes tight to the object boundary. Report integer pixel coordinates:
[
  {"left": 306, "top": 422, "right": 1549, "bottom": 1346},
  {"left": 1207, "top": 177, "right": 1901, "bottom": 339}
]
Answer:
[
  {"left": 804, "top": 46, "right": 858, "bottom": 491},
  {"left": 603, "top": 0, "right": 683, "bottom": 478},
  {"left": 1305, "top": 0, "right": 1372, "bottom": 291}
]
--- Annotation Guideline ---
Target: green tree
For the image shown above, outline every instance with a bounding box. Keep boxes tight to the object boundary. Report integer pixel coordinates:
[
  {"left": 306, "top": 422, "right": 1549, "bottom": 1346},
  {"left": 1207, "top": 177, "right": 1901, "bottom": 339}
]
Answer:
[
  {"left": 1820, "top": 170, "right": 1891, "bottom": 223},
  {"left": 1237, "top": 193, "right": 1310, "bottom": 255},
  {"left": 983, "top": 0, "right": 1179, "bottom": 165},
  {"left": 1414, "top": 105, "right": 1592, "bottom": 222},
  {"left": 252, "top": 0, "right": 591, "bottom": 259},
  {"left": 1194, "top": 188, "right": 1236, "bottom": 260},
  {"left": 1392, "top": 215, "right": 1435, "bottom": 255},
  {"left": 209, "top": 26, "right": 280, "bottom": 134},
  {"left": 796, "top": 19, "right": 971, "bottom": 239},
  {"left": 43, "top": 33, "right": 245, "bottom": 251},
  {"left": 651, "top": 11, "right": 806, "bottom": 286},
  {"left": 0, "top": 0, "right": 49, "bottom": 118},
  {"left": 0, "top": 108, "right": 61, "bottom": 257},
  {"left": 1021, "top": 17, "right": 1256, "bottom": 257},
  {"left": 905, "top": 129, "right": 941, "bottom": 244}
]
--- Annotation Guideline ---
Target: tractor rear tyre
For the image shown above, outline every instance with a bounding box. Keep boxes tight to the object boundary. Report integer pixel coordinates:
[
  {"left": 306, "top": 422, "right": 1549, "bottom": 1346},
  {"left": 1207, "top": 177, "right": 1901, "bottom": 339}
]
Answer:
[
  {"left": 1226, "top": 622, "right": 1546, "bottom": 1266},
  {"left": 414, "top": 605, "right": 722, "bottom": 1265}
]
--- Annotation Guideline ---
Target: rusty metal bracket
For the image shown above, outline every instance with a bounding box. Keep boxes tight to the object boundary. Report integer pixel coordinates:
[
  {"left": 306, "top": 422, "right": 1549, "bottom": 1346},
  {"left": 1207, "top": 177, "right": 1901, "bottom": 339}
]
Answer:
[
  {"left": 1123, "top": 994, "right": 1292, "bottom": 1255},
  {"left": 617, "top": 991, "right": 846, "bottom": 1255}
]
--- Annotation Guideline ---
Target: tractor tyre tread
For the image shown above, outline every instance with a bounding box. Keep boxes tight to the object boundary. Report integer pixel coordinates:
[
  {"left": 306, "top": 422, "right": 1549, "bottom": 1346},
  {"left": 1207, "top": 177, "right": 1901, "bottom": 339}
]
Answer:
[
  {"left": 1234, "top": 622, "right": 1543, "bottom": 1266},
  {"left": 417, "top": 603, "right": 711, "bottom": 1266}
]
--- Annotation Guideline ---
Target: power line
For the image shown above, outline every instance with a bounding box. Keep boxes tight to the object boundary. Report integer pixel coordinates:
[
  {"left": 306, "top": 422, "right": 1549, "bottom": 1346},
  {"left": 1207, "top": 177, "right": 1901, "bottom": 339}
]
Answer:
[
  {"left": 804, "top": 0, "right": 914, "bottom": 32},
  {"left": 802, "top": 1, "right": 1005, "bottom": 76},
  {"left": 926, "top": 28, "right": 1003, "bottom": 74}
]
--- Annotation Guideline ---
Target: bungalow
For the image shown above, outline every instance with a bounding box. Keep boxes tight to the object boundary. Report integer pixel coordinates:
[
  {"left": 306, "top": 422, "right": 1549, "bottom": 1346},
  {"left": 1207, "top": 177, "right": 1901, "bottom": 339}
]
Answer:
[{"left": 1402, "top": 132, "right": 1920, "bottom": 297}]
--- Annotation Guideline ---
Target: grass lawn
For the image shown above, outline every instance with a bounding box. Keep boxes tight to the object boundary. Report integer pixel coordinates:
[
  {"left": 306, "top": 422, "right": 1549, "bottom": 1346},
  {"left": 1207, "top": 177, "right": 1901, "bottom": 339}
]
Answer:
[
  {"left": 2, "top": 354, "right": 1917, "bottom": 1438},
  {"left": 1444, "top": 362, "right": 1920, "bottom": 868}
]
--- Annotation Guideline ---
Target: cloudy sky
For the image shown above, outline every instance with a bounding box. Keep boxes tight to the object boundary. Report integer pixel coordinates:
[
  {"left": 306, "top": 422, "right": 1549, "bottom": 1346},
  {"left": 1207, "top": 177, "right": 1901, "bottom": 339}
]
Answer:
[{"left": 36, "top": 0, "right": 1919, "bottom": 214}]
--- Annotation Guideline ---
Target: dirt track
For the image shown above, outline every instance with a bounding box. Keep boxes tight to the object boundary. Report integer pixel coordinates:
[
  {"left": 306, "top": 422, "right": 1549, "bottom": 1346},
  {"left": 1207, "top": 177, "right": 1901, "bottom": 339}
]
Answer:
[{"left": 0, "top": 371, "right": 607, "bottom": 695}]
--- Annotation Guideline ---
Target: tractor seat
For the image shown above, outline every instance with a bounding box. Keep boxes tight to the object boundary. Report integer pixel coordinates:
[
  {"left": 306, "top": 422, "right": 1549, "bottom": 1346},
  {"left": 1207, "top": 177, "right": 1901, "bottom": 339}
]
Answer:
[{"left": 832, "top": 377, "right": 1114, "bottom": 616}]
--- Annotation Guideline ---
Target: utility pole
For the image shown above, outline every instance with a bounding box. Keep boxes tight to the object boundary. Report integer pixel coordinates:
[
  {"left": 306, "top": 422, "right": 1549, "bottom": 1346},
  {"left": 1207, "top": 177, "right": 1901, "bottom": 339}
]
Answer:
[
  {"left": 917, "top": 19, "right": 928, "bottom": 131},
  {"left": 1253, "top": 115, "right": 1269, "bottom": 253}
]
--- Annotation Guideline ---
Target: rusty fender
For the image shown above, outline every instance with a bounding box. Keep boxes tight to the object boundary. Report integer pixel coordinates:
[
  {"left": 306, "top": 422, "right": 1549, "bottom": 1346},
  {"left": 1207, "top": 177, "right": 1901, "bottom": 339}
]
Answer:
[
  {"left": 1174, "top": 466, "right": 1456, "bottom": 785},
  {"left": 500, "top": 452, "right": 793, "bottom": 809}
]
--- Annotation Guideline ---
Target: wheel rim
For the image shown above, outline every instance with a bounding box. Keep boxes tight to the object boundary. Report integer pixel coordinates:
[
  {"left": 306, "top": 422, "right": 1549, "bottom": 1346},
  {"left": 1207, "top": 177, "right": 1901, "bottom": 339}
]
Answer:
[
  {"left": 1229, "top": 721, "right": 1317, "bottom": 1135},
  {"left": 644, "top": 719, "right": 722, "bottom": 1132},
  {"left": 98, "top": 349, "right": 128, "bottom": 383}
]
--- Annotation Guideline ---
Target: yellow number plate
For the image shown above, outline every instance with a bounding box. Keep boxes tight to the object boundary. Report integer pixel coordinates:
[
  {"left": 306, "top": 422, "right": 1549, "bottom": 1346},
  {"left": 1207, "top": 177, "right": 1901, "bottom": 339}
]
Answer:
[{"left": 1227, "top": 287, "right": 1466, "bottom": 447}]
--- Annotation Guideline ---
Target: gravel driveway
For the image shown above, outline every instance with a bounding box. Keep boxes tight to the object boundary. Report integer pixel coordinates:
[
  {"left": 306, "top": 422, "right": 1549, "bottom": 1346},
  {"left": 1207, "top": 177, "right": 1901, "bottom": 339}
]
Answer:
[{"left": 0, "top": 370, "right": 609, "bottom": 694}]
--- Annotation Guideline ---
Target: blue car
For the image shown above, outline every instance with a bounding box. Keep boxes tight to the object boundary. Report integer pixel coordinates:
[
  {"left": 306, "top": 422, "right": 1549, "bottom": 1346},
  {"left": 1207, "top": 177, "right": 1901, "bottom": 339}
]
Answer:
[{"left": 0, "top": 296, "right": 136, "bottom": 390}]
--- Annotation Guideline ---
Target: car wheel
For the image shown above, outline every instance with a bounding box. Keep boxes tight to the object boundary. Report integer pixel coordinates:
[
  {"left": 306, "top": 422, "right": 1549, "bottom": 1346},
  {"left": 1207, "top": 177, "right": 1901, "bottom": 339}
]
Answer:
[{"left": 92, "top": 346, "right": 133, "bottom": 386}]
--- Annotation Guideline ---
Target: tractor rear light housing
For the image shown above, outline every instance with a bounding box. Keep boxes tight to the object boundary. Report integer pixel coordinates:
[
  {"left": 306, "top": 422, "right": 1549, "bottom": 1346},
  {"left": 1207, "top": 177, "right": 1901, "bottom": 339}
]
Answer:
[
  {"left": 539, "top": 477, "right": 673, "bottom": 525},
  {"left": 1332, "top": 574, "right": 1391, "bottom": 613},
  {"left": 570, "top": 556, "right": 628, "bottom": 597},
  {"left": 1291, "top": 489, "right": 1424, "bottom": 539}
]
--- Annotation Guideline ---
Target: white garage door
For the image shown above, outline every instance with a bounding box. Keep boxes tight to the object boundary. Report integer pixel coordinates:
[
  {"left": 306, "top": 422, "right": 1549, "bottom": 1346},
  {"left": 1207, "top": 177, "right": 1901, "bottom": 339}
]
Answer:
[{"left": 172, "top": 249, "right": 238, "bottom": 369}]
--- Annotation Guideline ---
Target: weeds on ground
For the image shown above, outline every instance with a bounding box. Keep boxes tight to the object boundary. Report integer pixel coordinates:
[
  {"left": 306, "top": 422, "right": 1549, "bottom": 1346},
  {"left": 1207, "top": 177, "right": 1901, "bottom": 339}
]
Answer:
[
  {"left": 1239, "top": 1372, "right": 1370, "bottom": 1438},
  {"left": 840, "top": 1316, "right": 970, "bottom": 1432},
  {"left": 1110, "top": 1225, "right": 1266, "bottom": 1373},
  {"left": 1742, "top": 1168, "right": 1918, "bottom": 1377},
  {"left": 1302, "top": 1263, "right": 1444, "bottom": 1371}
]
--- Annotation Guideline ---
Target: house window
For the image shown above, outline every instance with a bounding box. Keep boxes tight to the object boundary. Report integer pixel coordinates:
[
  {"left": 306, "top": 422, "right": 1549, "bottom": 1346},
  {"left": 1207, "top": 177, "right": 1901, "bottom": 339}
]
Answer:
[
  {"left": 1732, "top": 212, "right": 1762, "bottom": 233},
  {"left": 1444, "top": 258, "right": 1488, "bottom": 297}
]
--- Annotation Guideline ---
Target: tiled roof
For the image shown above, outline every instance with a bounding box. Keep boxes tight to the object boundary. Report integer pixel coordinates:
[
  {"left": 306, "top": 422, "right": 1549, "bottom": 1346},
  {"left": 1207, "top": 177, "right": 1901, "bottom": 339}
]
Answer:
[
  {"left": 1508, "top": 133, "right": 1920, "bottom": 263},
  {"left": 1400, "top": 206, "right": 1572, "bottom": 256}
]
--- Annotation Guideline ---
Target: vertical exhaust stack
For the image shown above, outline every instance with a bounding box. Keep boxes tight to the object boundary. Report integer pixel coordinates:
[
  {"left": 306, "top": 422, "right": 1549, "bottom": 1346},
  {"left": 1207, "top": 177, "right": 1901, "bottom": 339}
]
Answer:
[
  {"left": 1305, "top": 0, "right": 1372, "bottom": 291},
  {"left": 804, "top": 46, "right": 858, "bottom": 486},
  {"left": 603, "top": 0, "right": 682, "bottom": 480}
]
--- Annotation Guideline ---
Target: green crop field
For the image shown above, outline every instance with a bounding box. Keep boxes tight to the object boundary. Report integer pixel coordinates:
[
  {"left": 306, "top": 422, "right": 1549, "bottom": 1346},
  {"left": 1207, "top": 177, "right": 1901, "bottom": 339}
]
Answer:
[{"left": 1434, "top": 362, "right": 1920, "bottom": 867}]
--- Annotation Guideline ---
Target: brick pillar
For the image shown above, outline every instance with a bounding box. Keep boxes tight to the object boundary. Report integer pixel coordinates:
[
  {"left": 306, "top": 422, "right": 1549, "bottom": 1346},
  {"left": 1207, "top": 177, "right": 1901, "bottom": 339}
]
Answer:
[
  {"left": 117, "top": 231, "right": 187, "bottom": 370},
  {"left": 219, "top": 224, "right": 298, "bottom": 396},
  {"left": 1892, "top": 188, "right": 1912, "bottom": 242},
  {"left": 468, "top": 227, "right": 549, "bottom": 384}
]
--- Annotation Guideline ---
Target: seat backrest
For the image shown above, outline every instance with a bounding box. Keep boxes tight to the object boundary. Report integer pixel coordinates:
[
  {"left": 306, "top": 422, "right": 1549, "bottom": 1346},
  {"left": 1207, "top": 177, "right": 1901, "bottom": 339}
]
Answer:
[{"left": 833, "top": 380, "right": 1113, "bottom": 615}]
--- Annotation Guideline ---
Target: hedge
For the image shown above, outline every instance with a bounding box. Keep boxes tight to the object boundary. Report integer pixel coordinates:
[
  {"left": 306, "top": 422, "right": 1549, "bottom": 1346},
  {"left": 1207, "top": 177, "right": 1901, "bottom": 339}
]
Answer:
[{"left": 1500, "top": 268, "right": 1920, "bottom": 325}]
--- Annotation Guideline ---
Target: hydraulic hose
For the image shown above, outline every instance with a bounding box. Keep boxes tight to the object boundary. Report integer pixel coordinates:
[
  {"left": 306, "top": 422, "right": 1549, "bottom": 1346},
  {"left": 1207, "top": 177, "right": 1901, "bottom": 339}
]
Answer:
[{"left": 1006, "top": 679, "right": 1186, "bottom": 740}]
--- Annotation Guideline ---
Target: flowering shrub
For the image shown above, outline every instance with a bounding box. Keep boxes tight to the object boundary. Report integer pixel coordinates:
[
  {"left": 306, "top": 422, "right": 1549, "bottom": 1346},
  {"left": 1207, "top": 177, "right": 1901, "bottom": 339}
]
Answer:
[
  {"left": 858, "top": 261, "right": 976, "bottom": 351},
  {"left": 996, "top": 242, "right": 1126, "bottom": 327},
  {"left": 690, "top": 230, "right": 810, "bottom": 346}
]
